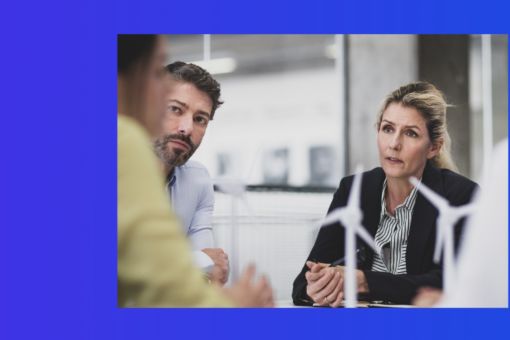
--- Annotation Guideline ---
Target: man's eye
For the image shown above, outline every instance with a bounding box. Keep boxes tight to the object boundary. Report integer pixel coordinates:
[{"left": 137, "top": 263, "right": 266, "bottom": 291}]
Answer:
[
  {"left": 195, "top": 116, "right": 209, "bottom": 126},
  {"left": 169, "top": 106, "right": 182, "bottom": 114}
]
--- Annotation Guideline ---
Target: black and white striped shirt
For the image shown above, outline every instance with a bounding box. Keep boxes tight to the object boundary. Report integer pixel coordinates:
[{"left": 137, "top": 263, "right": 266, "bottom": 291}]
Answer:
[{"left": 371, "top": 179, "right": 418, "bottom": 274}]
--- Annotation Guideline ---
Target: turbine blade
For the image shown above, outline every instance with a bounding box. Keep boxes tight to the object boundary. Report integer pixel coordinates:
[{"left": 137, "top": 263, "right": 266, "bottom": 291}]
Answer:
[
  {"left": 433, "top": 222, "right": 444, "bottom": 263},
  {"left": 454, "top": 203, "right": 477, "bottom": 217},
  {"left": 410, "top": 177, "right": 448, "bottom": 210},
  {"left": 214, "top": 177, "right": 246, "bottom": 196},
  {"left": 347, "top": 165, "right": 363, "bottom": 209},
  {"left": 319, "top": 208, "right": 344, "bottom": 228},
  {"left": 354, "top": 224, "right": 376, "bottom": 252}
]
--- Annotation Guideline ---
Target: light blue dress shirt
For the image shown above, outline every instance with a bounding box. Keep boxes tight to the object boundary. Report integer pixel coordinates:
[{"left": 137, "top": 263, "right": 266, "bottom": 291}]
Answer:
[{"left": 167, "top": 160, "right": 215, "bottom": 271}]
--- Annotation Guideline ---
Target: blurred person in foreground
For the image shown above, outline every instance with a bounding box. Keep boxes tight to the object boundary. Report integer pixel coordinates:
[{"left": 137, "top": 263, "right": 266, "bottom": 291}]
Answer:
[
  {"left": 292, "top": 82, "right": 478, "bottom": 306},
  {"left": 153, "top": 62, "right": 229, "bottom": 285},
  {"left": 117, "top": 34, "right": 273, "bottom": 307},
  {"left": 413, "top": 139, "right": 508, "bottom": 308}
]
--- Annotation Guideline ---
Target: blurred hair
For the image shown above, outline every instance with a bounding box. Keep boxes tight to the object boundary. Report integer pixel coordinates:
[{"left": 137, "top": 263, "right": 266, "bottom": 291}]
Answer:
[
  {"left": 117, "top": 34, "right": 158, "bottom": 129},
  {"left": 376, "top": 81, "right": 458, "bottom": 172},
  {"left": 118, "top": 34, "right": 158, "bottom": 75},
  {"left": 166, "top": 61, "right": 223, "bottom": 119}
]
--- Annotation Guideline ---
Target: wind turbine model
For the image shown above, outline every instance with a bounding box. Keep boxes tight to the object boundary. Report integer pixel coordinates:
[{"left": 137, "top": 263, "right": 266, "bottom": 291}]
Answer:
[
  {"left": 213, "top": 149, "right": 262, "bottom": 282},
  {"left": 409, "top": 177, "right": 476, "bottom": 295},
  {"left": 320, "top": 165, "right": 377, "bottom": 308},
  {"left": 214, "top": 176, "right": 253, "bottom": 282}
]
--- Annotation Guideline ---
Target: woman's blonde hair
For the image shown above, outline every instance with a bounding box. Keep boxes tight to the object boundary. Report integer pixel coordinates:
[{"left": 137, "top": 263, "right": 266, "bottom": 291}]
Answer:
[{"left": 376, "top": 81, "right": 458, "bottom": 172}]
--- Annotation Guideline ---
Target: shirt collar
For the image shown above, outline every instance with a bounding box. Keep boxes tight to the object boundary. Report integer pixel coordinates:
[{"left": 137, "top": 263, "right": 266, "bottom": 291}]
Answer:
[
  {"left": 166, "top": 169, "right": 176, "bottom": 188},
  {"left": 380, "top": 178, "right": 419, "bottom": 218}
]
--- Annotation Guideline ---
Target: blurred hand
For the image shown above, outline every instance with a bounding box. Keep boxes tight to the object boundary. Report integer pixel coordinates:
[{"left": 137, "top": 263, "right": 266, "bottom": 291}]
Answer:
[
  {"left": 222, "top": 264, "right": 274, "bottom": 307},
  {"left": 412, "top": 287, "right": 443, "bottom": 307},
  {"left": 305, "top": 262, "right": 368, "bottom": 307},
  {"left": 202, "top": 248, "right": 229, "bottom": 285}
]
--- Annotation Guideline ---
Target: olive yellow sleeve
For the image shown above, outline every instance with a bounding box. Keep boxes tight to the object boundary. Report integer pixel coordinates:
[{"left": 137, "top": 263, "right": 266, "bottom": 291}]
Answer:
[{"left": 117, "top": 115, "right": 233, "bottom": 307}]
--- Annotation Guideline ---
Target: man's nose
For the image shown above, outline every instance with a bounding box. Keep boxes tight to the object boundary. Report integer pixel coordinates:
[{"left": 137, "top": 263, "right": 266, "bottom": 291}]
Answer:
[{"left": 177, "top": 114, "right": 193, "bottom": 135}]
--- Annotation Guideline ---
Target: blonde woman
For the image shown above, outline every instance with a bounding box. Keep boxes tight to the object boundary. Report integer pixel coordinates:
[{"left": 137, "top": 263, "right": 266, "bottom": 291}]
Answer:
[{"left": 293, "top": 82, "right": 478, "bottom": 306}]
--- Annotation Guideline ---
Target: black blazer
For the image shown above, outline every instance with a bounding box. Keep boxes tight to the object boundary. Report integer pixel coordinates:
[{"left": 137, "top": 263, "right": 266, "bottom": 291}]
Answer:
[{"left": 292, "top": 162, "right": 478, "bottom": 305}]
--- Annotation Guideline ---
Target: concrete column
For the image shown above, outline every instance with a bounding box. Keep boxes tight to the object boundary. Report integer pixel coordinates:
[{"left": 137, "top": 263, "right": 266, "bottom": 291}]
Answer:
[
  {"left": 418, "top": 35, "right": 471, "bottom": 177},
  {"left": 347, "top": 35, "right": 417, "bottom": 174}
]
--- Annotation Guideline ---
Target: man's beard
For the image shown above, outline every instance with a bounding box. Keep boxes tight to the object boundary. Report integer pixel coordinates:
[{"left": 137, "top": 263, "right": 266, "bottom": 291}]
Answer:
[{"left": 153, "top": 133, "right": 198, "bottom": 169}]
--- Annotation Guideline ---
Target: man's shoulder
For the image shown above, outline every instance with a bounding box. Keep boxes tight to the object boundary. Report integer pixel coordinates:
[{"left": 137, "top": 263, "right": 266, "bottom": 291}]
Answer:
[
  {"left": 174, "top": 161, "right": 214, "bottom": 201},
  {"left": 175, "top": 160, "right": 213, "bottom": 183},
  {"left": 178, "top": 160, "right": 209, "bottom": 173}
]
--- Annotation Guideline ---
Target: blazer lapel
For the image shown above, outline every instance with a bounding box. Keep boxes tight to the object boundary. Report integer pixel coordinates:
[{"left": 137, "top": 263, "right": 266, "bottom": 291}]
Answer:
[
  {"left": 406, "top": 162, "right": 443, "bottom": 274},
  {"left": 359, "top": 168, "right": 385, "bottom": 268},
  {"left": 361, "top": 168, "right": 385, "bottom": 236}
]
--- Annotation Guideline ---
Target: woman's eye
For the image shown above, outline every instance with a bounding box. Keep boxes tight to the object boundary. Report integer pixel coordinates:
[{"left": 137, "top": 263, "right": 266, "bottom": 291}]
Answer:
[
  {"left": 406, "top": 130, "right": 418, "bottom": 137},
  {"left": 382, "top": 125, "right": 393, "bottom": 133}
]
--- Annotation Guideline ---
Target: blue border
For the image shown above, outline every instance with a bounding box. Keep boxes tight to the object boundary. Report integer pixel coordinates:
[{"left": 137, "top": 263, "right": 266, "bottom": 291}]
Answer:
[{"left": 0, "top": 0, "right": 508, "bottom": 339}]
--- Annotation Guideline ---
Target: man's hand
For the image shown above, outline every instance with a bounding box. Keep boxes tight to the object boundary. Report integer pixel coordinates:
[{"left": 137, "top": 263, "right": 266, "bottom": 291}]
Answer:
[
  {"left": 222, "top": 264, "right": 274, "bottom": 307},
  {"left": 202, "top": 248, "right": 229, "bottom": 285}
]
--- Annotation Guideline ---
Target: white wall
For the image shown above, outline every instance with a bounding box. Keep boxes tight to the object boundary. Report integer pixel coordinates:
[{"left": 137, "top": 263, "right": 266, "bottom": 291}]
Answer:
[{"left": 192, "top": 68, "right": 342, "bottom": 187}]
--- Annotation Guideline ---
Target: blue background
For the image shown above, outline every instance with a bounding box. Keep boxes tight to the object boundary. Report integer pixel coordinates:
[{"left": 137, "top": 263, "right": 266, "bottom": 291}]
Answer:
[{"left": 0, "top": 0, "right": 508, "bottom": 339}]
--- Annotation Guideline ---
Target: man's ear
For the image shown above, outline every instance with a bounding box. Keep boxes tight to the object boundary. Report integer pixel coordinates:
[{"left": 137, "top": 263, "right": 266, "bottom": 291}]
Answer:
[{"left": 427, "top": 139, "right": 443, "bottom": 159}]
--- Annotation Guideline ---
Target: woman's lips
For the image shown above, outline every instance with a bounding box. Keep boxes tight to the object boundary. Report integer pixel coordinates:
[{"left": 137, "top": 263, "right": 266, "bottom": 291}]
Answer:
[{"left": 386, "top": 156, "right": 403, "bottom": 164}]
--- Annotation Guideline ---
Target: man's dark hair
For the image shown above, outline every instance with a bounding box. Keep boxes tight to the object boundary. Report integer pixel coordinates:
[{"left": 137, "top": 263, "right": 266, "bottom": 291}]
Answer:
[{"left": 166, "top": 61, "right": 223, "bottom": 119}]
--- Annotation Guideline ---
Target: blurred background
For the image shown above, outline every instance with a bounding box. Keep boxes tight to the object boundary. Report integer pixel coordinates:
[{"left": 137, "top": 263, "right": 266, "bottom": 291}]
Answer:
[{"left": 164, "top": 34, "right": 508, "bottom": 301}]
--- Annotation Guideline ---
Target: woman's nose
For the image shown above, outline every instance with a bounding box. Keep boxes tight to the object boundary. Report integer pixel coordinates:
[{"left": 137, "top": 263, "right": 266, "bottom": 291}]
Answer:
[{"left": 389, "top": 135, "right": 401, "bottom": 150}]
